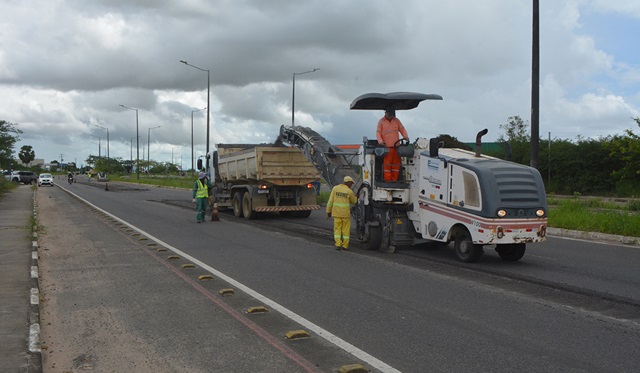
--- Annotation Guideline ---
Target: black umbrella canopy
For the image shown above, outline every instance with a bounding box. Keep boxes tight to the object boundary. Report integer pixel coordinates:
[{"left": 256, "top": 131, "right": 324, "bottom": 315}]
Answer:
[{"left": 350, "top": 92, "right": 443, "bottom": 110}]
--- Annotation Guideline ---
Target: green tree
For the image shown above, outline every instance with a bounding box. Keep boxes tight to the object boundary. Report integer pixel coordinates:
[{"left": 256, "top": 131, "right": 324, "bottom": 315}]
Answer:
[
  {"left": 605, "top": 117, "right": 640, "bottom": 194},
  {"left": 18, "top": 145, "right": 35, "bottom": 166},
  {"left": 498, "top": 115, "right": 530, "bottom": 164},
  {"left": 50, "top": 160, "right": 59, "bottom": 172},
  {"left": 436, "top": 134, "right": 472, "bottom": 150},
  {"left": 498, "top": 115, "right": 529, "bottom": 142},
  {"left": 0, "top": 120, "right": 22, "bottom": 169}
]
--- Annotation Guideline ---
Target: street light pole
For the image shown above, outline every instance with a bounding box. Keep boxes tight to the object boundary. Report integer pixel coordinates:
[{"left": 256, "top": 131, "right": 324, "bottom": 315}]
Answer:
[
  {"left": 292, "top": 68, "right": 319, "bottom": 127},
  {"left": 191, "top": 107, "right": 206, "bottom": 175},
  {"left": 90, "top": 135, "right": 101, "bottom": 160},
  {"left": 95, "top": 124, "right": 110, "bottom": 174},
  {"left": 147, "top": 125, "right": 161, "bottom": 172},
  {"left": 120, "top": 105, "right": 140, "bottom": 180},
  {"left": 130, "top": 137, "right": 135, "bottom": 164},
  {"left": 180, "top": 60, "right": 211, "bottom": 173}
]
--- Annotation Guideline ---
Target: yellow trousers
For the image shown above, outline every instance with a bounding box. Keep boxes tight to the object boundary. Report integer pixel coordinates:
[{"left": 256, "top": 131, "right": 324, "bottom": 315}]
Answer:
[{"left": 333, "top": 217, "right": 351, "bottom": 249}]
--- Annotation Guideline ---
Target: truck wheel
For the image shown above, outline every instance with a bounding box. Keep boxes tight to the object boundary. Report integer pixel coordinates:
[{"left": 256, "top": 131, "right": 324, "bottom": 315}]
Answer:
[
  {"left": 292, "top": 210, "right": 311, "bottom": 218},
  {"left": 233, "top": 193, "right": 244, "bottom": 218},
  {"left": 496, "top": 244, "right": 526, "bottom": 261},
  {"left": 242, "top": 192, "right": 254, "bottom": 220},
  {"left": 364, "top": 225, "right": 382, "bottom": 250},
  {"left": 454, "top": 230, "right": 484, "bottom": 262}
]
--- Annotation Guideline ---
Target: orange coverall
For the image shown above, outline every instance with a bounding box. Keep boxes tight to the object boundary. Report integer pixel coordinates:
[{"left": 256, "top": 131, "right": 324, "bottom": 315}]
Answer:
[{"left": 376, "top": 116, "right": 408, "bottom": 181}]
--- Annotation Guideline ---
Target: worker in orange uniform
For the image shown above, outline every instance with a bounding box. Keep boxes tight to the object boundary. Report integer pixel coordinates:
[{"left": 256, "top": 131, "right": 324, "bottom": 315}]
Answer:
[
  {"left": 326, "top": 176, "right": 357, "bottom": 250},
  {"left": 376, "top": 108, "right": 409, "bottom": 181}
]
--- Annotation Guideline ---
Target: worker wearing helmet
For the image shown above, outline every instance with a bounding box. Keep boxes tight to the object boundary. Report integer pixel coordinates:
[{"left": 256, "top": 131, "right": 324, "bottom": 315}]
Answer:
[
  {"left": 376, "top": 108, "right": 409, "bottom": 181},
  {"left": 326, "top": 176, "right": 357, "bottom": 250},
  {"left": 192, "top": 171, "right": 212, "bottom": 223}
]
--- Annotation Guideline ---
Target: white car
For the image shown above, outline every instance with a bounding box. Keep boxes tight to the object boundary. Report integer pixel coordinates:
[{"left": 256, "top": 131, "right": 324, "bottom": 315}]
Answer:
[{"left": 38, "top": 173, "right": 54, "bottom": 187}]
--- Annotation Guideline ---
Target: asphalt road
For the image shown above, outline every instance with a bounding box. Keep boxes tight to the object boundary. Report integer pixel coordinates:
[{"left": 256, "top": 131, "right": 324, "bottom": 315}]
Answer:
[{"left": 38, "top": 178, "right": 640, "bottom": 372}]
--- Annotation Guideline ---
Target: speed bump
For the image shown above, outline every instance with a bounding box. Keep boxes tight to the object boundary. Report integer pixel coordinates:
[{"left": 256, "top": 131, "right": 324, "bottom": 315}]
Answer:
[
  {"left": 167, "top": 255, "right": 180, "bottom": 260},
  {"left": 198, "top": 275, "right": 214, "bottom": 281},
  {"left": 181, "top": 264, "right": 195, "bottom": 269},
  {"left": 156, "top": 248, "right": 167, "bottom": 252},
  {"left": 246, "top": 306, "right": 268, "bottom": 314},
  {"left": 284, "top": 330, "right": 310, "bottom": 340},
  {"left": 218, "top": 288, "right": 234, "bottom": 295},
  {"left": 338, "top": 364, "right": 368, "bottom": 373},
  {"left": 146, "top": 243, "right": 158, "bottom": 247}
]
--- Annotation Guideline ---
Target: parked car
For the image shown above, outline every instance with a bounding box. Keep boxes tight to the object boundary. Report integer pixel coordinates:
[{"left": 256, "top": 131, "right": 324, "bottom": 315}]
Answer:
[
  {"left": 8, "top": 171, "right": 38, "bottom": 185},
  {"left": 38, "top": 173, "right": 54, "bottom": 187}
]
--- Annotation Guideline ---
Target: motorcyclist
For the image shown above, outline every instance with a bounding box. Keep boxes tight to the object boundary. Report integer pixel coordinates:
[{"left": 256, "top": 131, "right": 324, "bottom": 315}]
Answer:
[{"left": 68, "top": 172, "right": 74, "bottom": 184}]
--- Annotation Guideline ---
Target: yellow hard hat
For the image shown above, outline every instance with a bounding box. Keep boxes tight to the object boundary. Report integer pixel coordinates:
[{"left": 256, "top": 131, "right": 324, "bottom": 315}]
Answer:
[{"left": 344, "top": 176, "right": 354, "bottom": 183}]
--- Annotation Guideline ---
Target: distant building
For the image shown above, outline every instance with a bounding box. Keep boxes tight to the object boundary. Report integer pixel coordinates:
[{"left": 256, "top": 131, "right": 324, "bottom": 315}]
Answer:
[{"left": 11, "top": 158, "right": 45, "bottom": 168}]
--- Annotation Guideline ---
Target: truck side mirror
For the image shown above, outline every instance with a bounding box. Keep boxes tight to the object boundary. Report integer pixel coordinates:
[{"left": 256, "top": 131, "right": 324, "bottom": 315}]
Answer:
[
  {"left": 429, "top": 138, "right": 439, "bottom": 157},
  {"left": 197, "top": 159, "right": 203, "bottom": 171}
]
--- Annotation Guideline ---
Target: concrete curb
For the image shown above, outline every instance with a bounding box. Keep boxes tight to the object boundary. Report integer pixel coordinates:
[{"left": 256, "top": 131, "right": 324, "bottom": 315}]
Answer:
[
  {"left": 547, "top": 227, "right": 640, "bottom": 246},
  {"left": 28, "top": 189, "right": 43, "bottom": 372}
]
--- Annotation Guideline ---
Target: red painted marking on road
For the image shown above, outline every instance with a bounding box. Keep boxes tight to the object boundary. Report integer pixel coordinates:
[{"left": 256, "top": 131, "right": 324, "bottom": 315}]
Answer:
[{"left": 140, "top": 244, "right": 322, "bottom": 373}]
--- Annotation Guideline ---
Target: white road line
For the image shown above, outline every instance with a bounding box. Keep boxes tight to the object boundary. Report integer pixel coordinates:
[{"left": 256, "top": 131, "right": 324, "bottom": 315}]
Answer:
[{"left": 63, "top": 187, "right": 402, "bottom": 373}]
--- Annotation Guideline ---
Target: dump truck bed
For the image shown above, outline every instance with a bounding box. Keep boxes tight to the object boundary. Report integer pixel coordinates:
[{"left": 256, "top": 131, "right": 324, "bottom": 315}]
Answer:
[{"left": 217, "top": 144, "right": 320, "bottom": 186}]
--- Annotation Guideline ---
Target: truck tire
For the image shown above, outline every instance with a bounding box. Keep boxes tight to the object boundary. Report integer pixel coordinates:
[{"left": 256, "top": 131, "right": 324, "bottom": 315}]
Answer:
[
  {"left": 292, "top": 210, "right": 311, "bottom": 218},
  {"left": 233, "top": 193, "right": 244, "bottom": 218},
  {"left": 242, "top": 192, "right": 254, "bottom": 220},
  {"left": 496, "top": 243, "right": 526, "bottom": 261},
  {"left": 454, "top": 229, "right": 484, "bottom": 262}
]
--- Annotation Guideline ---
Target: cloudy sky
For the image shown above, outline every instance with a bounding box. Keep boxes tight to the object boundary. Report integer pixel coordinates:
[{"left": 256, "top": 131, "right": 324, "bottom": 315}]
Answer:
[{"left": 1, "top": 0, "right": 638, "bottom": 168}]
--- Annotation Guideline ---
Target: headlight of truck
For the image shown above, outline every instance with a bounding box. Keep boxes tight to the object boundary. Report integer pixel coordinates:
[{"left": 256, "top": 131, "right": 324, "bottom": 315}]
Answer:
[
  {"left": 497, "top": 209, "right": 507, "bottom": 218},
  {"left": 536, "top": 209, "right": 545, "bottom": 217}
]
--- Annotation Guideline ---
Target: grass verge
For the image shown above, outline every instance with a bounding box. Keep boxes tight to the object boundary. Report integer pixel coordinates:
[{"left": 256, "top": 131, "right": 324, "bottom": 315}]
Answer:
[{"left": 548, "top": 198, "right": 640, "bottom": 237}]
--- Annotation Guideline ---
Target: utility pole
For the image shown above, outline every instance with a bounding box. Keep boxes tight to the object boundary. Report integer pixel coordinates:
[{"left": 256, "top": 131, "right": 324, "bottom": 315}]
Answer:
[{"left": 530, "top": 0, "right": 540, "bottom": 169}]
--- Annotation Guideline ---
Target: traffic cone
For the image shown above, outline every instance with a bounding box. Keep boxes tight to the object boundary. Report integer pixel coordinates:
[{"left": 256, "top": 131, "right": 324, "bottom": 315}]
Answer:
[
  {"left": 211, "top": 203, "right": 219, "bottom": 221},
  {"left": 105, "top": 183, "right": 109, "bottom": 191}
]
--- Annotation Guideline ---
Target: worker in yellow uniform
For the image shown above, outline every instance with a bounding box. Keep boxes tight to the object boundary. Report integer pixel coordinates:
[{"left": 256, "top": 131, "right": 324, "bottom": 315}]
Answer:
[
  {"left": 192, "top": 172, "right": 212, "bottom": 223},
  {"left": 326, "top": 176, "right": 357, "bottom": 250}
]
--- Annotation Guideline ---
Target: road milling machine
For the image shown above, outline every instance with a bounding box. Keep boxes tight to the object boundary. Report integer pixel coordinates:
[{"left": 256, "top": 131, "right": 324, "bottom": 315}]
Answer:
[{"left": 278, "top": 92, "right": 548, "bottom": 262}]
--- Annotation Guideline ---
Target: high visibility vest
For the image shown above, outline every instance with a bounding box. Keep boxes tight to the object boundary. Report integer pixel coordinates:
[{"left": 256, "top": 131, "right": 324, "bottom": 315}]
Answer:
[
  {"left": 195, "top": 180, "right": 208, "bottom": 198},
  {"left": 326, "top": 184, "right": 356, "bottom": 218}
]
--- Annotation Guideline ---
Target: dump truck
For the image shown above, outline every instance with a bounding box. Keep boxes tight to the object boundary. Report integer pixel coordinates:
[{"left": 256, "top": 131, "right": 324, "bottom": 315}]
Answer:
[
  {"left": 277, "top": 92, "right": 548, "bottom": 262},
  {"left": 207, "top": 144, "right": 321, "bottom": 219}
]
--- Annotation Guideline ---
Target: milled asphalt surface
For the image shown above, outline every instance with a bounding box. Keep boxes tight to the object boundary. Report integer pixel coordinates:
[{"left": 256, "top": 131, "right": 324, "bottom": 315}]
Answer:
[{"left": 2, "top": 182, "right": 639, "bottom": 373}]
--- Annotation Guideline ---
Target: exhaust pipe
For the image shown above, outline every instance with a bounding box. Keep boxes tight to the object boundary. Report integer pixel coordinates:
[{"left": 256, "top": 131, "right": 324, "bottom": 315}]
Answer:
[{"left": 475, "top": 128, "right": 488, "bottom": 157}]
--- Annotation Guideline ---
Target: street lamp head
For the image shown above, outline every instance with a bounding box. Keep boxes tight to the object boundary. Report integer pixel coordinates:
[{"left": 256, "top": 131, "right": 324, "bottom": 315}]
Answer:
[{"left": 180, "top": 60, "right": 187, "bottom": 65}]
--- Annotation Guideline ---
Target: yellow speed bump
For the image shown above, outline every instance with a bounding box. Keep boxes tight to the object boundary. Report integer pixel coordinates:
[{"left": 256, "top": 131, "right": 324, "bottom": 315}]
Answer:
[
  {"left": 167, "top": 255, "right": 180, "bottom": 260},
  {"left": 218, "top": 288, "right": 234, "bottom": 295},
  {"left": 146, "top": 243, "right": 158, "bottom": 247},
  {"left": 246, "top": 306, "right": 268, "bottom": 314},
  {"left": 284, "top": 330, "right": 310, "bottom": 340},
  {"left": 181, "top": 264, "right": 196, "bottom": 269},
  {"left": 338, "top": 364, "right": 368, "bottom": 373},
  {"left": 198, "top": 275, "right": 214, "bottom": 281},
  {"left": 156, "top": 248, "right": 167, "bottom": 252},
  {"left": 138, "top": 237, "right": 148, "bottom": 241}
]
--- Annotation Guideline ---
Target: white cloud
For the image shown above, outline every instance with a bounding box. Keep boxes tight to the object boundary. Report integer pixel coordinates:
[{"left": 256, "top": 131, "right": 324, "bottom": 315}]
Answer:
[{"left": 0, "top": 0, "right": 637, "bottom": 166}]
